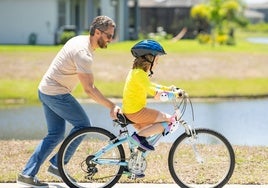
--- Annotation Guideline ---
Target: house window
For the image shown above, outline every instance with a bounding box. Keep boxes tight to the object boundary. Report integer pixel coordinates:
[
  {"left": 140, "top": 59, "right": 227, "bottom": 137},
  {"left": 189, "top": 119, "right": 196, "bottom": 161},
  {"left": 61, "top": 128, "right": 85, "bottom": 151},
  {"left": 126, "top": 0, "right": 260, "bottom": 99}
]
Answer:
[{"left": 58, "top": 0, "right": 66, "bottom": 27}]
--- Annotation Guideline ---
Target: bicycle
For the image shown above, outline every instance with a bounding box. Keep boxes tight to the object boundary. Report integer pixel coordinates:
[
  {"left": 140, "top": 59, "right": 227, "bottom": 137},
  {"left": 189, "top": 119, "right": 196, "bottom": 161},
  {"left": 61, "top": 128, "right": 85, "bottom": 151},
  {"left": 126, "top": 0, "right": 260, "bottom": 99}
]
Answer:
[{"left": 57, "top": 89, "right": 235, "bottom": 188}]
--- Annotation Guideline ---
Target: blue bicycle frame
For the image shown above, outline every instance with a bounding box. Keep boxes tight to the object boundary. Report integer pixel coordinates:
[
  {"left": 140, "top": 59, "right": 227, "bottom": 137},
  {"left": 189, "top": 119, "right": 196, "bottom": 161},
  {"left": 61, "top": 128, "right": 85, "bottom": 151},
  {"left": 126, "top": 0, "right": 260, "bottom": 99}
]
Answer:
[{"left": 90, "top": 130, "right": 163, "bottom": 167}]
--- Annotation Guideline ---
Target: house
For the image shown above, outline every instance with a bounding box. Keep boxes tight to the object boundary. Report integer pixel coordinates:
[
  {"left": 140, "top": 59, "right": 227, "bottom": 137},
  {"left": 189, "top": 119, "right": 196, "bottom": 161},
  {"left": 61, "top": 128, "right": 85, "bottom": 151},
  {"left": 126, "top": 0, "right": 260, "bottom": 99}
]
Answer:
[
  {"left": 2, "top": 0, "right": 267, "bottom": 45},
  {"left": 246, "top": 1, "right": 268, "bottom": 23},
  {"left": 129, "top": 0, "right": 205, "bottom": 39},
  {"left": 244, "top": 9, "right": 265, "bottom": 24},
  {"left": 0, "top": 0, "right": 130, "bottom": 45},
  {"left": 0, "top": 0, "right": 206, "bottom": 45}
]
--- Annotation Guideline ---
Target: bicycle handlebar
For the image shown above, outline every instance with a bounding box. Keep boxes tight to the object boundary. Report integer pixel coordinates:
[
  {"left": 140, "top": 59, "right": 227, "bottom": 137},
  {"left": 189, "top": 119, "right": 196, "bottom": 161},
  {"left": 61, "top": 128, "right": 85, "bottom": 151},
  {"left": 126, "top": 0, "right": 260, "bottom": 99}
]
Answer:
[{"left": 171, "top": 87, "right": 188, "bottom": 98}]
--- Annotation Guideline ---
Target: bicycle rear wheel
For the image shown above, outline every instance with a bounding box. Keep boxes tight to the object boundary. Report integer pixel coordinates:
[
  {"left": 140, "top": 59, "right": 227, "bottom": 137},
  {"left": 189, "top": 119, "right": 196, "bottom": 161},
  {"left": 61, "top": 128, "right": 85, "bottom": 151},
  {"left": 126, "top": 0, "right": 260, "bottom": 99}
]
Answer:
[
  {"left": 168, "top": 128, "right": 235, "bottom": 188},
  {"left": 58, "top": 127, "right": 125, "bottom": 188}
]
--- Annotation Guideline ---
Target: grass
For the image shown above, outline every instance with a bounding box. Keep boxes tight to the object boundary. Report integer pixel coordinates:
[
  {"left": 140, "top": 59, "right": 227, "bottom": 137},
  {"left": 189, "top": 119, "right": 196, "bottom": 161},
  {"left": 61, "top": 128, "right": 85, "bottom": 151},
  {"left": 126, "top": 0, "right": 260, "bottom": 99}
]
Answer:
[
  {"left": 1, "top": 77, "right": 267, "bottom": 105},
  {"left": 0, "top": 30, "right": 267, "bottom": 184},
  {"left": 153, "top": 78, "right": 268, "bottom": 97},
  {"left": 70, "top": 76, "right": 268, "bottom": 98},
  {"left": 0, "top": 45, "right": 61, "bottom": 52},
  {"left": 0, "top": 79, "right": 40, "bottom": 104},
  {"left": 0, "top": 30, "right": 267, "bottom": 105},
  {"left": 0, "top": 140, "right": 267, "bottom": 184}
]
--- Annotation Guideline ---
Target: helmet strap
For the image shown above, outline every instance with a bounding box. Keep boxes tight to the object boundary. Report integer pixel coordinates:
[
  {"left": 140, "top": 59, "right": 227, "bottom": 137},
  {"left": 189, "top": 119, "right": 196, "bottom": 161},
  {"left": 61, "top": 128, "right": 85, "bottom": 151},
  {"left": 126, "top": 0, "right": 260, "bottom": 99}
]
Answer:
[
  {"left": 141, "top": 55, "right": 156, "bottom": 77},
  {"left": 148, "top": 64, "right": 154, "bottom": 77},
  {"left": 148, "top": 56, "right": 155, "bottom": 77}
]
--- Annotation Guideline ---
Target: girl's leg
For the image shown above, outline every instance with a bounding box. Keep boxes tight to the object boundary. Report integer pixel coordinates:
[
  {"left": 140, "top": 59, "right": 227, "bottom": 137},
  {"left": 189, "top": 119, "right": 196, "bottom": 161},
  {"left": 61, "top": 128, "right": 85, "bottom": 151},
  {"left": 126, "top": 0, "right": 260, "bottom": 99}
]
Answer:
[
  {"left": 136, "top": 112, "right": 170, "bottom": 137},
  {"left": 137, "top": 123, "right": 164, "bottom": 137},
  {"left": 126, "top": 108, "right": 171, "bottom": 137}
]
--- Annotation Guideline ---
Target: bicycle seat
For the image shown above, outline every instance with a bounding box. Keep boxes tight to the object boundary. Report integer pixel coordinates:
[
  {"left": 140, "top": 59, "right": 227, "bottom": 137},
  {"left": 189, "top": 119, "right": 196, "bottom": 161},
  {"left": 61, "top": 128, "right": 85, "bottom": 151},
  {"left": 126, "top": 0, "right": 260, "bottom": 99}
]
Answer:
[{"left": 114, "top": 113, "right": 133, "bottom": 127}]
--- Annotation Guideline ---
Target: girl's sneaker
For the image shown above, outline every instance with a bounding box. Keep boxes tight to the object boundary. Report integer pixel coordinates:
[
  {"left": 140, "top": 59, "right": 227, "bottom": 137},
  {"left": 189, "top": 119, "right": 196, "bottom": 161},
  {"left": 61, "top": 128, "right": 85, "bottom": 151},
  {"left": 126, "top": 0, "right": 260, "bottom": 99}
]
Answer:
[
  {"left": 168, "top": 115, "right": 180, "bottom": 133},
  {"left": 168, "top": 122, "right": 180, "bottom": 134},
  {"left": 131, "top": 132, "right": 155, "bottom": 151}
]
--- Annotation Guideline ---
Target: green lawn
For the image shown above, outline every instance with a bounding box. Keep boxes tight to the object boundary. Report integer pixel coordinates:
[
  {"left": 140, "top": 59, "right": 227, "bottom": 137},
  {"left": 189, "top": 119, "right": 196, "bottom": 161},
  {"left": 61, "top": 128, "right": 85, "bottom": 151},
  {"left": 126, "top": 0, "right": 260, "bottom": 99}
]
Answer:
[{"left": 0, "top": 30, "right": 268, "bottom": 105}]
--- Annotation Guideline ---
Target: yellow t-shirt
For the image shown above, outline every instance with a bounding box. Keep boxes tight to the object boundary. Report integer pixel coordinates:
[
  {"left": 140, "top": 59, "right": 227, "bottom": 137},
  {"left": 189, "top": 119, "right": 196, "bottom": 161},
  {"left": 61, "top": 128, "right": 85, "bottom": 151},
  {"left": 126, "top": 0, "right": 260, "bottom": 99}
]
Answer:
[{"left": 122, "top": 69, "right": 157, "bottom": 114}]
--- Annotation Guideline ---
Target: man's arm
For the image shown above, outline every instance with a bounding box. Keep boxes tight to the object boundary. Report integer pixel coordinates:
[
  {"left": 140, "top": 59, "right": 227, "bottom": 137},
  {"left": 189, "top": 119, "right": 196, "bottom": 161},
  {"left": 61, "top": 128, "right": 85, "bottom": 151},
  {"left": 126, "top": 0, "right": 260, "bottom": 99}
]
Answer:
[{"left": 78, "top": 72, "right": 119, "bottom": 119}]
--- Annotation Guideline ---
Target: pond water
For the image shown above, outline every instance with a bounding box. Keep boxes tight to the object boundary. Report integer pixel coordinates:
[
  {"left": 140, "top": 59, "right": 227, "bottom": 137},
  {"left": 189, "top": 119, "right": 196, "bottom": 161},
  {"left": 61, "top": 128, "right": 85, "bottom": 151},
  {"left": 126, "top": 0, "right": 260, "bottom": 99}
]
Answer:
[
  {"left": 247, "top": 37, "right": 268, "bottom": 44},
  {"left": 0, "top": 99, "right": 267, "bottom": 146}
]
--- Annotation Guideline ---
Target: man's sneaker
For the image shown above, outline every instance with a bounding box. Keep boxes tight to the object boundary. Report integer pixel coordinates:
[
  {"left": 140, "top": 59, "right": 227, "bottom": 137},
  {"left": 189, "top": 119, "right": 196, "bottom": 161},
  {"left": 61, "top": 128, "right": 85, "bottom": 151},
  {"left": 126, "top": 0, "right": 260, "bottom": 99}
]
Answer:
[
  {"left": 131, "top": 132, "right": 155, "bottom": 151},
  {"left": 47, "top": 165, "right": 76, "bottom": 182},
  {"left": 17, "top": 173, "right": 48, "bottom": 187},
  {"left": 47, "top": 165, "right": 61, "bottom": 179}
]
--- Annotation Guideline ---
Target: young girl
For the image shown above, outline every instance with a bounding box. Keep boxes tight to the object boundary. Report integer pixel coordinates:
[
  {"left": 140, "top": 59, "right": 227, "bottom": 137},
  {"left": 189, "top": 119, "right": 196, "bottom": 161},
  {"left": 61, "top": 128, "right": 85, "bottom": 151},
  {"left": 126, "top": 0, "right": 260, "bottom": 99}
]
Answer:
[{"left": 122, "top": 39, "right": 181, "bottom": 151}]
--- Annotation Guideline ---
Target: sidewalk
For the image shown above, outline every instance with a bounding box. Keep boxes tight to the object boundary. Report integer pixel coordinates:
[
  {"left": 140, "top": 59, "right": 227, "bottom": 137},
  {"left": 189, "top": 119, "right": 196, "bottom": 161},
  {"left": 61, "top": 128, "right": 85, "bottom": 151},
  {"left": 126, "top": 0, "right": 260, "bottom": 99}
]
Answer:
[{"left": 2, "top": 183, "right": 268, "bottom": 188}]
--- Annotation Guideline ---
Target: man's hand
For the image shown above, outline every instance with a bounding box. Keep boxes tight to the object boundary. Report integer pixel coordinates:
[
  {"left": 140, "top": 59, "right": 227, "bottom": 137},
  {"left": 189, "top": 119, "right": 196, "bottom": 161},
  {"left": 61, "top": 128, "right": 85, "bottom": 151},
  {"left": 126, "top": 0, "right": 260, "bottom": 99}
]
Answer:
[{"left": 110, "top": 105, "right": 121, "bottom": 120}]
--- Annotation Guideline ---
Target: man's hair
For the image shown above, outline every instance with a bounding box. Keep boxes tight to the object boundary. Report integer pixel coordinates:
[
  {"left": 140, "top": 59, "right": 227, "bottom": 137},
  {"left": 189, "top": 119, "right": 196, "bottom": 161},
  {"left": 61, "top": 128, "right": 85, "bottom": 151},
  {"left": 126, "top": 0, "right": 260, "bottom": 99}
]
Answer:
[{"left": 89, "top": 15, "right": 116, "bottom": 36}]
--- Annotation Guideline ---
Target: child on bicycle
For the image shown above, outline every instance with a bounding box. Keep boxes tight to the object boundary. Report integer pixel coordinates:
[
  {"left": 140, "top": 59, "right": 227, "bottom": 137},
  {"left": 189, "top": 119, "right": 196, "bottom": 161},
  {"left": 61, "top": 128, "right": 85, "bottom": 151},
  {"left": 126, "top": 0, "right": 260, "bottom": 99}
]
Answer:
[{"left": 122, "top": 39, "right": 181, "bottom": 151}]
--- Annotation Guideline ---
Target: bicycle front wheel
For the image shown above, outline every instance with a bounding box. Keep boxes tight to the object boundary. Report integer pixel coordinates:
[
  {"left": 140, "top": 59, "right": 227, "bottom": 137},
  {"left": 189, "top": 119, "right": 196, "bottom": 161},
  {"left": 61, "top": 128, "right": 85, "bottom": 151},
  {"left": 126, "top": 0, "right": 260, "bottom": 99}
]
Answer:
[
  {"left": 168, "top": 128, "right": 235, "bottom": 188},
  {"left": 58, "top": 127, "right": 125, "bottom": 188}
]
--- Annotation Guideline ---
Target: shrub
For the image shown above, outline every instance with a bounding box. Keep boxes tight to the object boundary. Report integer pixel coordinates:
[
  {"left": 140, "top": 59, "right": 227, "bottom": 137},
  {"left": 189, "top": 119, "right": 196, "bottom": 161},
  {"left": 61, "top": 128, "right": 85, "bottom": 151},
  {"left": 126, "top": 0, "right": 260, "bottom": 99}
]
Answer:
[
  {"left": 197, "top": 33, "right": 211, "bottom": 44},
  {"left": 226, "top": 36, "right": 236, "bottom": 46},
  {"left": 60, "top": 31, "right": 76, "bottom": 44},
  {"left": 245, "top": 23, "right": 268, "bottom": 32},
  {"left": 216, "top": 34, "right": 228, "bottom": 45}
]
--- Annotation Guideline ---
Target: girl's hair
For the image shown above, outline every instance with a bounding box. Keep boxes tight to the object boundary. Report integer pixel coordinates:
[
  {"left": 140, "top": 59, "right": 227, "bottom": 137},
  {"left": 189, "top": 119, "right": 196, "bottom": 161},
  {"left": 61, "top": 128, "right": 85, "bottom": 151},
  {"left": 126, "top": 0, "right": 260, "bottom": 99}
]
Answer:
[{"left": 132, "top": 54, "right": 154, "bottom": 72}]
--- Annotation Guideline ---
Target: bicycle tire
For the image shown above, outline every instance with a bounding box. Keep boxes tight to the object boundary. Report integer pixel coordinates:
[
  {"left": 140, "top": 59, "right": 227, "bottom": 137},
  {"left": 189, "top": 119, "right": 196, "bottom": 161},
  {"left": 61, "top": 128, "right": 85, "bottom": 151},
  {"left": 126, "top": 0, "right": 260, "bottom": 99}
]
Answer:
[
  {"left": 168, "top": 128, "right": 235, "bottom": 188},
  {"left": 58, "top": 127, "right": 125, "bottom": 188}
]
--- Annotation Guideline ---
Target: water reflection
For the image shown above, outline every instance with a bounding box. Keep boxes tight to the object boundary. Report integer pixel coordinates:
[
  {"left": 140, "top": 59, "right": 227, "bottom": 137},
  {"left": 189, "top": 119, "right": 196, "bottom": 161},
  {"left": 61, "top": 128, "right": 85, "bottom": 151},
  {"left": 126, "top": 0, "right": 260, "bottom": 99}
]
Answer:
[{"left": 0, "top": 99, "right": 267, "bottom": 146}]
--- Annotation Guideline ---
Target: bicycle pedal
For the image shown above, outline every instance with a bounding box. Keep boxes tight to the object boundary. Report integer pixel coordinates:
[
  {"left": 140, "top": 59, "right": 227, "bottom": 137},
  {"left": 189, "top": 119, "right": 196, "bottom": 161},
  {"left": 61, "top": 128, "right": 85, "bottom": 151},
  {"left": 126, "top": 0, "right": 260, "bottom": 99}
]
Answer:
[
  {"left": 127, "top": 173, "right": 145, "bottom": 180},
  {"left": 128, "top": 173, "right": 136, "bottom": 180}
]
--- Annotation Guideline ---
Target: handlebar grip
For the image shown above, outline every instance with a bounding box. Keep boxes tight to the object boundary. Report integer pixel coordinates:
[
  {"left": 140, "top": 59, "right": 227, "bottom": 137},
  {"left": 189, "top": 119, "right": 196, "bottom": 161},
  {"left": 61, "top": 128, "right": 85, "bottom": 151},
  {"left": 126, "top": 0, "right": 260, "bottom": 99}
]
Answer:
[{"left": 172, "top": 88, "right": 185, "bottom": 98}]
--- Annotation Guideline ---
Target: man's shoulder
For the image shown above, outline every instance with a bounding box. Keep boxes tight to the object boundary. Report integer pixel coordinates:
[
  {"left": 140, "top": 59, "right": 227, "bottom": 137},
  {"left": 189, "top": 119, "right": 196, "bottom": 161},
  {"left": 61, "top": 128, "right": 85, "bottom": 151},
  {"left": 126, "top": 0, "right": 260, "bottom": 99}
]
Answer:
[
  {"left": 68, "top": 35, "right": 88, "bottom": 43},
  {"left": 64, "top": 35, "right": 90, "bottom": 53}
]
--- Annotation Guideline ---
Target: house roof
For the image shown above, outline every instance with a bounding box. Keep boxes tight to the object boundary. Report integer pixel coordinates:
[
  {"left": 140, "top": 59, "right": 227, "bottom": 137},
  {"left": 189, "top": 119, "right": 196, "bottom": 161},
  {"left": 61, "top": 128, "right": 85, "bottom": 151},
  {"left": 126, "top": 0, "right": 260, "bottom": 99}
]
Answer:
[
  {"left": 129, "top": 0, "right": 205, "bottom": 8},
  {"left": 247, "top": 2, "right": 268, "bottom": 9}
]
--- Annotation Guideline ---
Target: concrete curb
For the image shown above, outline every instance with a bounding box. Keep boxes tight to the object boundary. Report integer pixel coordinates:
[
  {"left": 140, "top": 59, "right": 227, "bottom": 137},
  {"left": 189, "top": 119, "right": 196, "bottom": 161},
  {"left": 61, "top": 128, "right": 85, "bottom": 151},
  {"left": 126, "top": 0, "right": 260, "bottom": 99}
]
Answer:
[{"left": 2, "top": 183, "right": 268, "bottom": 188}]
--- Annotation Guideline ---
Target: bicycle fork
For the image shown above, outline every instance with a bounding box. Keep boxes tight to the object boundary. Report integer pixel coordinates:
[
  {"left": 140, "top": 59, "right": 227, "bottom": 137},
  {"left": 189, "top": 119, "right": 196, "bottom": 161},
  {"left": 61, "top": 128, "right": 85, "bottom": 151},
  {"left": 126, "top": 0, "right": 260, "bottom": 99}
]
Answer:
[{"left": 179, "top": 119, "right": 204, "bottom": 163}]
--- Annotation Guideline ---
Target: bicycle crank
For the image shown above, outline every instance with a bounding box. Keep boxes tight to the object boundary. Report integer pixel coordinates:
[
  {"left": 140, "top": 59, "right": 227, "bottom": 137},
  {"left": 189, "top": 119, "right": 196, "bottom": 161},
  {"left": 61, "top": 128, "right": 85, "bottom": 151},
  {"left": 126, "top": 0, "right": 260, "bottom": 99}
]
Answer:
[{"left": 128, "top": 152, "right": 147, "bottom": 176}]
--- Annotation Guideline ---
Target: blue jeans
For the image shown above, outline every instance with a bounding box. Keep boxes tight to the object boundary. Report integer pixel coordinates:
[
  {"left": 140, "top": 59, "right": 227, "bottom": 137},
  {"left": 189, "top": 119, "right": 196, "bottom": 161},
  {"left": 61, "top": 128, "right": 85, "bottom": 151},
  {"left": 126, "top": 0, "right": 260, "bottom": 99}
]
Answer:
[{"left": 22, "top": 90, "right": 91, "bottom": 177}]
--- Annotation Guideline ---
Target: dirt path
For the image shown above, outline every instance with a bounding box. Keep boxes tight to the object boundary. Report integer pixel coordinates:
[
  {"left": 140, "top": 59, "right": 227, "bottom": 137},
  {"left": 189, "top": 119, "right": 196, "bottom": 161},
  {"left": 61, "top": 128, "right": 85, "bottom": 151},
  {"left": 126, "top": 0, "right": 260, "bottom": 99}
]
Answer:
[{"left": 1, "top": 51, "right": 268, "bottom": 81}]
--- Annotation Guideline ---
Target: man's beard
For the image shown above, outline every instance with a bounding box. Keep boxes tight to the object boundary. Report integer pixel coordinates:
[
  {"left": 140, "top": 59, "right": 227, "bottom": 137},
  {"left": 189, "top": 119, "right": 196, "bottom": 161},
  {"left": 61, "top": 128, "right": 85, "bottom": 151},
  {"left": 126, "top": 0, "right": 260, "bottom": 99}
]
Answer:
[{"left": 97, "top": 37, "right": 108, "bottom": 49}]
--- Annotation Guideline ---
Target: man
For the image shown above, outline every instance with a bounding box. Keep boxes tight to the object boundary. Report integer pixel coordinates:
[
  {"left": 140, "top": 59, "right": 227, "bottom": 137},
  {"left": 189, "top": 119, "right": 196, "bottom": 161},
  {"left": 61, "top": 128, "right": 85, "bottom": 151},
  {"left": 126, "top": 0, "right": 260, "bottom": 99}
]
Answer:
[{"left": 17, "top": 15, "right": 120, "bottom": 187}]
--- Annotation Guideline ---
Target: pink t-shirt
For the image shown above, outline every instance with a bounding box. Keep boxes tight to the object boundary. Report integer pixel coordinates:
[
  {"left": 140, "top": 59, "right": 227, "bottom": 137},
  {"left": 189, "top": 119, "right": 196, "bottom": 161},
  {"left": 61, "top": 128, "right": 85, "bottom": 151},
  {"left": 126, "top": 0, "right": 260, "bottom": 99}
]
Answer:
[{"left": 39, "top": 35, "right": 94, "bottom": 95}]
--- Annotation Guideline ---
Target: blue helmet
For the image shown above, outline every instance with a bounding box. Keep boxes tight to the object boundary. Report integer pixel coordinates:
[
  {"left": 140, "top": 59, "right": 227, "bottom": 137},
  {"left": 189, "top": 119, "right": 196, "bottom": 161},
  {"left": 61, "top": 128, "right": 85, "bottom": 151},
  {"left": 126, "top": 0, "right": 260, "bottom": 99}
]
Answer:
[
  {"left": 131, "top": 39, "right": 166, "bottom": 59},
  {"left": 131, "top": 39, "right": 166, "bottom": 76}
]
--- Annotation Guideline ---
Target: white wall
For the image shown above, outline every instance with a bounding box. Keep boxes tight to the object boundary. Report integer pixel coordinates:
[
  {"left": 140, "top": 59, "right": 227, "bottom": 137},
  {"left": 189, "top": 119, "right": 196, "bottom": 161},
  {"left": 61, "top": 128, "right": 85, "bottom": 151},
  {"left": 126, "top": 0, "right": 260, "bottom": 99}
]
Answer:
[{"left": 0, "top": 0, "right": 58, "bottom": 45}]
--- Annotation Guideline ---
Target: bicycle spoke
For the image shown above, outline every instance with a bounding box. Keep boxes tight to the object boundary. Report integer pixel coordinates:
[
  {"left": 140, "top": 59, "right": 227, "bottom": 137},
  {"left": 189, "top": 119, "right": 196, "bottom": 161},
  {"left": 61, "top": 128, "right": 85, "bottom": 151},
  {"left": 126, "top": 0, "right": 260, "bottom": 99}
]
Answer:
[
  {"left": 169, "top": 129, "right": 235, "bottom": 188},
  {"left": 58, "top": 127, "right": 125, "bottom": 188}
]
